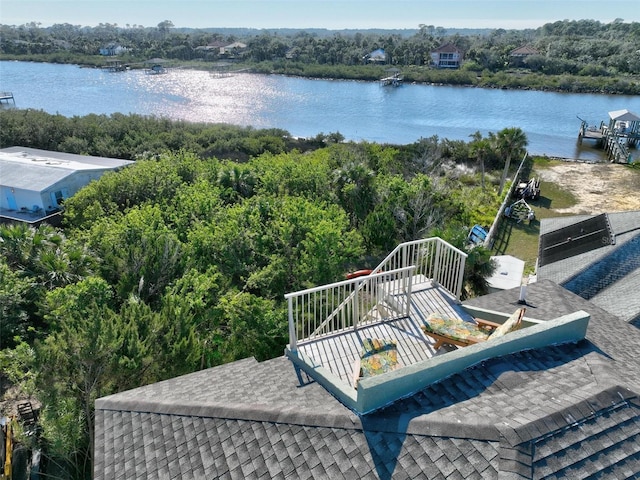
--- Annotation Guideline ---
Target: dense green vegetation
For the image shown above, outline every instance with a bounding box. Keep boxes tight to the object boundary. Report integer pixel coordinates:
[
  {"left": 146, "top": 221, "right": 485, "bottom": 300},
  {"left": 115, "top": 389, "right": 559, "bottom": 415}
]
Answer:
[
  {"left": 0, "top": 109, "right": 313, "bottom": 161},
  {"left": 1, "top": 19, "right": 639, "bottom": 94},
  {"left": 0, "top": 110, "right": 524, "bottom": 478}
]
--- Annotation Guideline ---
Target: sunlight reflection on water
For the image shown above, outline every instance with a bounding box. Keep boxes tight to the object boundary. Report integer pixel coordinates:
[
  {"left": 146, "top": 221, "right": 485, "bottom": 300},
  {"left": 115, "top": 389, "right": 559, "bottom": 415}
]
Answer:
[
  {"left": 2, "top": 61, "right": 639, "bottom": 161},
  {"left": 130, "top": 70, "right": 291, "bottom": 126}
]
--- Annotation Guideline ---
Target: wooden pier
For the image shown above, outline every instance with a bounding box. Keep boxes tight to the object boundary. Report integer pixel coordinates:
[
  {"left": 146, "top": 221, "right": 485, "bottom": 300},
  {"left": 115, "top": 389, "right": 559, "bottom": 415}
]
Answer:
[
  {"left": 380, "top": 68, "right": 403, "bottom": 87},
  {"left": 380, "top": 73, "right": 403, "bottom": 87},
  {"left": 143, "top": 58, "right": 169, "bottom": 75},
  {"left": 0, "top": 92, "right": 15, "bottom": 104},
  {"left": 578, "top": 109, "right": 640, "bottom": 163},
  {"left": 103, "top": 60, "right": 127, "bottom": 73}
]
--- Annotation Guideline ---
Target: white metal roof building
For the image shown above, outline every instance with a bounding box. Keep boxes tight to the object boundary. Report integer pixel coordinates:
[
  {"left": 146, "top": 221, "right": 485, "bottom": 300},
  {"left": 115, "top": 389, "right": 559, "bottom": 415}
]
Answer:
[{"left": 0, "top": 147, "right": 133, "bottom": 223}]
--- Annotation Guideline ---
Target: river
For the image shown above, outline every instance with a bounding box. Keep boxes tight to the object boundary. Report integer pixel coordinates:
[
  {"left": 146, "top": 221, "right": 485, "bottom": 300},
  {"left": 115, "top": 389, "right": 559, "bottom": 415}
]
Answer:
[{"left": 1, "top": 61, "right": 639, "bottom": 161}]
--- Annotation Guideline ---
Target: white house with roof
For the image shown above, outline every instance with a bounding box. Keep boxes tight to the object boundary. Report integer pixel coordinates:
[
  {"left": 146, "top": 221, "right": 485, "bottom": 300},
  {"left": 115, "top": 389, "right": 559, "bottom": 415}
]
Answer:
[
  {"left": 430, "top": 43, "right": 463, "bottom": 68},
  {"left": 0, "top": 147, "right": 133, "bottom": 222},
  {"left": 99, "top": 44, "right": 127, "bottom": 56},
  {"left": 365, "top": 48, "right": 386, "bottom": 63}
]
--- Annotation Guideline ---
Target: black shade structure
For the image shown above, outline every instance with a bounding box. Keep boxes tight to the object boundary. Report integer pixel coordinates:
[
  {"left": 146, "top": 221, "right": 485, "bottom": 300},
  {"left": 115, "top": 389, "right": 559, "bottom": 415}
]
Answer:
[{"left": 538, "top": 213, "right": 614, "bottom": 267}]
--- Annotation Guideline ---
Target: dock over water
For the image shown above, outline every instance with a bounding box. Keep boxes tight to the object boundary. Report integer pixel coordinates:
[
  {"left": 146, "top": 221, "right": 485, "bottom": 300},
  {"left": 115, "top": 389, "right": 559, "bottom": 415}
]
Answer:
[
  {"left": 380, "top": 74, "right": 403, "bottom": 86},
  {"left": 380, "top": 68, "right": 403, "bottom": 87},
  {"left": 578, "top": 109, "right": 640, "bottom": 163},
  {"left": 0, "top": 92, "right": 15, "bottom": 104}
]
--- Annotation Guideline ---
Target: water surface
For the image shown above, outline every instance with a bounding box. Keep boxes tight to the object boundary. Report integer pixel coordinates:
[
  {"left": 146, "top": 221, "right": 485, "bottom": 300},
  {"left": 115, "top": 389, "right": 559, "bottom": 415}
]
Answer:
[{"left": 2, "top": 61, "right": 639, "bottom": 161}]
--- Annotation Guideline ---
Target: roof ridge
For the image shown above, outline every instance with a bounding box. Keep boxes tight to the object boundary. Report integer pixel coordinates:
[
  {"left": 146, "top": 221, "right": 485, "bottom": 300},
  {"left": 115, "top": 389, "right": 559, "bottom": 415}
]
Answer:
[
  {"left": 563, "top": 232, "right": 640, "bottom": 299},
  {"left": 496, "top": 385, "right": 639, "bottom": 447},
  {"left": 96, "top": 397, "right": 363, "bottom": 431}
]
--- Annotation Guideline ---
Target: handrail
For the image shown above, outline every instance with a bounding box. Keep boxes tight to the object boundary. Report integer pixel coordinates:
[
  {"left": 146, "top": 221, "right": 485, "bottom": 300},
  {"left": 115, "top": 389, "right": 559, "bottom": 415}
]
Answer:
[
  {"left": 286, "top": 236, "right": 468, "bottom": 352},
  {"left": 308, "top": 266, "right": 415, "bottom": 338},
  {"left": 286, "top": 265, "right": 416, "bottom": 350},
  {"left": 318, "top": 237, "right": 466, "bottom": 337},
  {"left": 372, "top": 237, "right": 467, "bottom": 300}
]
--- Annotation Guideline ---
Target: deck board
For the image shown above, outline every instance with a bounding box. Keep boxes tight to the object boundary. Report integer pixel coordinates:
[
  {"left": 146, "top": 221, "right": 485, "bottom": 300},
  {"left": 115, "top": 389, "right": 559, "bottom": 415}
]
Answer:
[{"left": 297, "top": 279, "right": 473, "bottom": 386}]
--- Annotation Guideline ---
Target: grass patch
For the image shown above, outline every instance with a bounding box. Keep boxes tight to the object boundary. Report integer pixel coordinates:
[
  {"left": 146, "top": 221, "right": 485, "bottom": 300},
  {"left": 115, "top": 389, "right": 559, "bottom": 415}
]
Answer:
[{"left": 490, "top": 167, "right": 578, "bottom": 274}]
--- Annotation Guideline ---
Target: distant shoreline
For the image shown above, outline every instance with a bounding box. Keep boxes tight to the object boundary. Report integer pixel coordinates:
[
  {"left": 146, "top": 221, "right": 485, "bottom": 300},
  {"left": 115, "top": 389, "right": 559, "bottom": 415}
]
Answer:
[{"left": 2, "top": 56, "right": 638, "bottom": 96}]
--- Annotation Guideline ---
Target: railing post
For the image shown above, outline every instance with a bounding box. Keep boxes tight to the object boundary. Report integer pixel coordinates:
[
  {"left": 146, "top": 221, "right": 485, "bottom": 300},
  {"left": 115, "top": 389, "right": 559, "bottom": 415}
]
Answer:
[
  {"left": 353, "top": 279, "right": 360, "bottom": 330},
  {"left": 403, "top": 244, "right": 409, "bottom": 270},
  {"left": 433, "top": 239, "right": 442, "bottom": 287},
  {"left": 405, "top": 267, "right": 413, "bottom": 317},
  {"left": 455, "top": 253, "right": 466, "bottom": 301},
  {"left": 288, "top": 296, "right": 297, "bottom": 352}
]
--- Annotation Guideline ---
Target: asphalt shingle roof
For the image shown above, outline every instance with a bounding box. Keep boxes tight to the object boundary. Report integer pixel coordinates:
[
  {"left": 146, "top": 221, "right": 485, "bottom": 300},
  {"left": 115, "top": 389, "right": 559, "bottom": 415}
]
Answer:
[
  {"left": 538, "top": 211, "right": 640, "bottom": 323},
  {"left": 95, "top": 280, "right": 640, "bottom": 479}
]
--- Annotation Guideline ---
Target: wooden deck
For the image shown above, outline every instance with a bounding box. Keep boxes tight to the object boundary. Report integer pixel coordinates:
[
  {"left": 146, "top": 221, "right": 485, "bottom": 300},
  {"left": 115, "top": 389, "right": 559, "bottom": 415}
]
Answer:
[
  {"left": 579, "top": 128, "right": 604, "bottom": 141},
  {"left": 297, "top": 278, "right": 473, "bottom": 386}
]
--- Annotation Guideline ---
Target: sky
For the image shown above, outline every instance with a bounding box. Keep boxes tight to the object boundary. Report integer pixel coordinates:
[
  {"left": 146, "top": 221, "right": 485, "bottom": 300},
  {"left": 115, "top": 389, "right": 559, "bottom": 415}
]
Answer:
[{"left": 1, "top": 0, "right": 639, "bottom": 30}]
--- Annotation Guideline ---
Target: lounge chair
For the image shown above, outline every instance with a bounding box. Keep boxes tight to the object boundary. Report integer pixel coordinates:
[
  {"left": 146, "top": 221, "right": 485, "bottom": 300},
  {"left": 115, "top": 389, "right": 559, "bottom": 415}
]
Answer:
[
  {"left": 352, "top": 338, "right": 401, "bottom": 387},
  {"left": 421, "top": 308, "right": 525, "bottom": 350}
]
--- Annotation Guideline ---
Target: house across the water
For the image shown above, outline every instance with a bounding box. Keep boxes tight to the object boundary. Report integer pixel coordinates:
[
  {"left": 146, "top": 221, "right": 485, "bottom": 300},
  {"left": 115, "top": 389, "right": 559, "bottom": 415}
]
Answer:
[
  {"left": 430, "top": 43, "right": 463, "bottom": 69},
  {"left": 365, "top": 48, "right": 387, "bottom": 63},
  {"left": 509, "top": 45, "right": 540, "bottom": 67}
]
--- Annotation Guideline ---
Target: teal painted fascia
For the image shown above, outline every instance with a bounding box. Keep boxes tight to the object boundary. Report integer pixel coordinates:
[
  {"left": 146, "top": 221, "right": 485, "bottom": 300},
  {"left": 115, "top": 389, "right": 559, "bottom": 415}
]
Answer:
[
  {"left": 287, "top": 311, "right": 590, "bottom": 415},
  {"left": 285, "top": 347, "right": 357, "bottom": 410}
]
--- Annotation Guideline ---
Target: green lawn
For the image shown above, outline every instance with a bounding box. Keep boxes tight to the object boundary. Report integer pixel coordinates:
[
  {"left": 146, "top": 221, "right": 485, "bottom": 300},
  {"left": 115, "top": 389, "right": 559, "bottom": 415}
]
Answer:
[{"left": 490, "top": 161, "right": 578, "bottom": 274}]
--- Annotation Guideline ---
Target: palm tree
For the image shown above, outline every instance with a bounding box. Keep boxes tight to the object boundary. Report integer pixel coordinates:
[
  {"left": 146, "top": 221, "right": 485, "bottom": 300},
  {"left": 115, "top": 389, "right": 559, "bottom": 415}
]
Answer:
[
  {"left": 331, "top": 160, "right": 376, "bottom": 227},
  {"left": 469, "top": 131, "right": 491, "bottom": 190},
  {"left": 217, "top": 164, "right": 256, "bottom": 200},
  {"left": 429, "top": 225, "right": 496, "bottom": 299},
  {"left": 0, "top": 223, "right": 93, "bottom": 288},
  {"left": 495, "top": 127, "right": 528, "bottom": 196}
]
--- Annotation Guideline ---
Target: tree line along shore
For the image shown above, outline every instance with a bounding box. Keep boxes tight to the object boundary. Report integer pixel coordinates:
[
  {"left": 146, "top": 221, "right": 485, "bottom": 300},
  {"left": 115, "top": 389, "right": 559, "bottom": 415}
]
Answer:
[{"left": 1, "top": 19, "right": 639, "bottom": 94}]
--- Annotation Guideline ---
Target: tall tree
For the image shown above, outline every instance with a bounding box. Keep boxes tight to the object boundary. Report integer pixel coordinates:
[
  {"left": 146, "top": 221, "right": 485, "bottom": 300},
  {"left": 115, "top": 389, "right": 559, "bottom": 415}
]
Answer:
[
  {"left": 36, "top": 277, "right": 119, "bottom": 479},
  {"left": 495, "top": 127, "right": 528, "bottom": 196},
  {"left": 86, "top": 204, "right": 184, "bottom": 305},
  {"left": 331, "top": 160, "right": 376, "bottom": 228},
  {"left": 157, "top": 20, "right": 174, "bottom": 38},
  {"left": 0, "top": 260, "right": 31, "bottom": 347},
  {"left": 469, "top": 131, "right": 492, "bottom": 190},
  {"left": 36, "top": 277, "right": 202, "bottom": 478}
]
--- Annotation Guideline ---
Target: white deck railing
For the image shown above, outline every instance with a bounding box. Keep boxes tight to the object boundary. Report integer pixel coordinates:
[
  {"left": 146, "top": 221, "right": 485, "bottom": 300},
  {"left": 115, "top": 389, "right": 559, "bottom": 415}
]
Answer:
[
  {"left": 285, "top": 265, "right": 415, "bottom": 351},
  {"left": 374, "top": 237, "right": 467, "bottom": 300},
  {"left": 285, "top": 237, "right": 467, "bottom": 351}
]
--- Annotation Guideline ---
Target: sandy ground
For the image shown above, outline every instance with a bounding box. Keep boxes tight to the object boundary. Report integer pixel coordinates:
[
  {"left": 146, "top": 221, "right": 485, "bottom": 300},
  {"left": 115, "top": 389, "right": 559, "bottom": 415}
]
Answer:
[{"left": 536, "top": 161, "right": 640, "bottom": 215}]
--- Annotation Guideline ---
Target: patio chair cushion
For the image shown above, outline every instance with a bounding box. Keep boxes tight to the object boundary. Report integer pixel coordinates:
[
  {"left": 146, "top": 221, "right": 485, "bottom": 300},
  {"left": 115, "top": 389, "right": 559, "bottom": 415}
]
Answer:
[
  {"left": 488, "top": 307, "right": 525, "bottom": 339},
  {"left": 358, "top": 338, "right": 400, "bottom": 379},
  {"left": 423, "top": 313, "right": 491, "bottom": 344}
]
